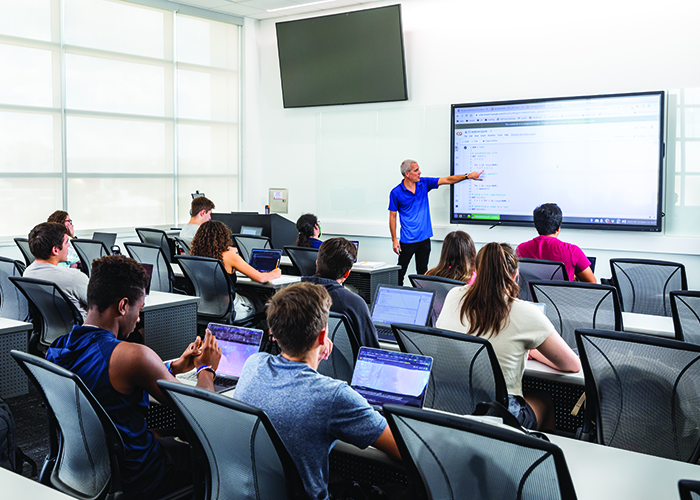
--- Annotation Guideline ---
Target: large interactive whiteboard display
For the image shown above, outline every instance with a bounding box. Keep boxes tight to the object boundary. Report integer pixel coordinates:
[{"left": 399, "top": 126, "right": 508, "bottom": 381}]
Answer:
[{"left": 450, "top": 91, "right": 665, "bottom": 232}]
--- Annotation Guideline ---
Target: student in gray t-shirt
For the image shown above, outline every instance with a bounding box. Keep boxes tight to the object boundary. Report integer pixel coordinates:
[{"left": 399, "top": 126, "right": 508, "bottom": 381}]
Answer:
[
  {"left": 234, "top": 283, "right": 401, "bottom": 500},
  {"left": 22, "top": 222, "right": 89, "bottom": 318}
]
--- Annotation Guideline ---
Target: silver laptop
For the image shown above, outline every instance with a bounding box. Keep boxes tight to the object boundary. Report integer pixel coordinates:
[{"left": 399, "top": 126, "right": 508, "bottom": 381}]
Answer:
[
  {"left": 92, "top": 232, "right": 117, "bottom": 249},
  {"left": 240, "top": 225, "right": 263, "bottom": 236},
  {"left": 370, "top": 285, "right": 435, "bottom": 342},
  {"left": 351, "top": 347, "right": 433, "bottom": 414}
]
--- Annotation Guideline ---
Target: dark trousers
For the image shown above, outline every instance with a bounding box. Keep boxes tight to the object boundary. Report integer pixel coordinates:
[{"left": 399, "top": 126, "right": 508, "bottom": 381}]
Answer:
[{"left": 397, "top": 238, "right": 431, "bottom": 286}]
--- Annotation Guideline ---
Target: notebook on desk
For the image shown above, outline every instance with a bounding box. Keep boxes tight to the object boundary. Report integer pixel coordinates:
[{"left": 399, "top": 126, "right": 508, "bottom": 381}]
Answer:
[
  {"left": 176, "top": 323, "right": 263, "bottom": 393},
  {"left": 351, "top": 347, "right": 433, "bottom": 414},
  {"left": 248, "top": 249, "right": 282, "bottom": 272},
  {"left": 370, "top": 285, "right": 435, "bottom": 342}
]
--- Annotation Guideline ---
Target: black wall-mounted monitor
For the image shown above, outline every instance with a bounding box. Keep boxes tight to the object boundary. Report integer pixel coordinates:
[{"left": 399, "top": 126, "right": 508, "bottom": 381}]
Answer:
[
  {"left": 450, "top": 91, "right": 665, "bottom": 232},
  {"left": 276, "top": 4, "right": 408, "bottom": 108}
]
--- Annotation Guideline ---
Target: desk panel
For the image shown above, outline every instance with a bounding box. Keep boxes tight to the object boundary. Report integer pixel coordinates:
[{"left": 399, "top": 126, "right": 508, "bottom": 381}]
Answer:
[
  {"left": 345, "top": 265, "right": 400, "bottom": 305},
  {"left": 143, "top": 291, "right": 199, "bottom": 361},
  {"left": 0, "top": 318, "right": 31, "bottom": 398}
]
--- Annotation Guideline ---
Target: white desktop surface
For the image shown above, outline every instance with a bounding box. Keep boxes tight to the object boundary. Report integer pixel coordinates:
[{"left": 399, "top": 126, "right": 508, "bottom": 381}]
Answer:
[
  {"left": 143, "top": 291, "right": 199, "bottom": 311},
  {"left": 0, "top": 317, "right": 33, "bottom": 334},
  {"left": 1, "top": 468, "right": 75, "bottom": 498},
  {"left": 236, "top": 275, "right": 301, "bottom": 287},
  {"left": 350, "top": 264, "right": 401, "bottom": 274},
  {"left": 622, "top": 312, "right": 675, "bottom": 337},
  {"left": 524, "top": 359, "right": 584, "bottom": 386},
  {"left": 174, "top": 258, "right": 292, "bottom": 278}
]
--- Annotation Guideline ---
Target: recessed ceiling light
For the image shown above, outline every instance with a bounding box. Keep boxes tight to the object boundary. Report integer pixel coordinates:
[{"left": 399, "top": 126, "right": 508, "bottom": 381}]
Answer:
[{"left": 267, "top": 0, "right": 340, "bottom": 13}]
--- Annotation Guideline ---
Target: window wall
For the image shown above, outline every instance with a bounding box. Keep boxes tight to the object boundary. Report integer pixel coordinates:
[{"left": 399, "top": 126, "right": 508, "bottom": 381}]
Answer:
[{"left": 0, "top": 0, "right": 240, "bottom": 237}]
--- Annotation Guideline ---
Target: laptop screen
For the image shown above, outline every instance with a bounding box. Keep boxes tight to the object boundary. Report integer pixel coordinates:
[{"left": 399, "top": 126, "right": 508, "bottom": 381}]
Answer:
[
  {"left": 207, "top": 323, "right": 263, "bottom": 378},
  {"left": 248, "top": 249, "right": 282, "bottom": 272},
  {"left": 92, "top": 232, "right": 117, "bottom": 248},
  {"left": 240, "top": 226, "right": 264, "bottom": 236},
  {"left": 371, "top": 286, "right": 434, "bottom": 326},
  {"left": 351, "top": 347, "right": 432, "bottom": 409}
]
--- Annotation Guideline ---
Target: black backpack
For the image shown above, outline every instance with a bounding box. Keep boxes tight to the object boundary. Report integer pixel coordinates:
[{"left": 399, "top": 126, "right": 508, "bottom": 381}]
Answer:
[{"left": 0, "top": 397, "right": 36, "bottom": 476}]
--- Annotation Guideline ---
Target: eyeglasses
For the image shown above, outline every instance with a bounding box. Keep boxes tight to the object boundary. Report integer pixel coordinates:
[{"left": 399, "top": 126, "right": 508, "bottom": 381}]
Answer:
[{"left": 65, "top": 219, "right": 73, "bottom": 225}]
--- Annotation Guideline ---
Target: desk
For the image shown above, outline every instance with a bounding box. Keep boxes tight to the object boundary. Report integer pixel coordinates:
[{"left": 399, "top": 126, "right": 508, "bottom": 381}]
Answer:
[
  {"left": 143, "top": 291, "right": 199, "bottom": 361},
  {"left": 1, "top": 467, "right": 75, "bottom": 498},
  {"left": 0, "top": 318, "right": 32, "bottom": 398},
  {"left": 622, "top": 312, "right": 675, "bottom": 337},
  {"left": 345, "top": 265, "right": 401, "bottom": 306}
]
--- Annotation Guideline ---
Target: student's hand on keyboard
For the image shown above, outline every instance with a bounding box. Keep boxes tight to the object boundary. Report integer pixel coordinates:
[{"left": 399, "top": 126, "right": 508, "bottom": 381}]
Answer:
[
  {"left": 195, "top": 328, "right": 222, "bottom": 371},
  {"left": 171, "top": 336, "right": 203, "bottom": 375}
]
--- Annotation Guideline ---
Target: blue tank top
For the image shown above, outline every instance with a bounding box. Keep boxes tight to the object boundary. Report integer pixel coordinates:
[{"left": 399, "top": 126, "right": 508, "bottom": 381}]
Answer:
[{"left": 46, "top": 325, "right": 167, "bottom": 497}]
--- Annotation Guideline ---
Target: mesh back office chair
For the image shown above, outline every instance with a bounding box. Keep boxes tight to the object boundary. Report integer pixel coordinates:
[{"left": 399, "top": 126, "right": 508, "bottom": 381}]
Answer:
[
  {"left": 679, "top": 479, "right": 700, "bottom": 500},
  {"left": 517, "top": 258, "right": 568, "bottom": 302},
  {"left": 135, "top": 228, "right": 175, "bottom": 263},
  {"left": 175, "top": 255, "right": 261, "bottom": 328},
  {"left": 14, "top": 237, "right": 34, "bottom": 267},
  {"left": 609, "top": 258, "right": 687, "bottom": 316},
  {"left": 157, "top": 380, "right": 304, "bottom": 500},
  {"left": 233, "top": 235, "right": 272, "bottom": 263},
  {"left": 124, "top": 242, "right": 174, "bottom": 293},
  {"left": 384, "top": 405, "right": 577, "bottom": 500},
  {"left": 391, "top": 324, "right": 508, "bottom": 415},
  {"left": 0, "top": 256, "right": 29, "bottom": 321},
  {"left": 9, "top": 276, "right": 83, "bottom": 354},
  {"left": 529, "top": 281, "right": 622, "bottom": 349},
  {"left": 316, "top": 312, "right": 360, "bottom": 384},
  {"left": 408, "top": 274, "right": 465, "bottom": 327},
  {"left": 71, "top": 239, "right": 111, "bottom": 277},
  {"left": 671, "top": 291, "right": 700, "bottom": 345},
  {"left": 575, "top": 328, "right": 700, "bottom": 462},
  {"left": 173, "top": 236, "right": 191, "bottom": 256},
  {"left": 284, "top": 246, "right": 318, "bottom": 277}
]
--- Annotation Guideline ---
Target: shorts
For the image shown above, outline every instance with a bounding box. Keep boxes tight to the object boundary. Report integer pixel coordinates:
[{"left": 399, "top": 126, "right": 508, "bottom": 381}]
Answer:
[{"left": 507, "top": 395, "right": 538, "bottom": 430}]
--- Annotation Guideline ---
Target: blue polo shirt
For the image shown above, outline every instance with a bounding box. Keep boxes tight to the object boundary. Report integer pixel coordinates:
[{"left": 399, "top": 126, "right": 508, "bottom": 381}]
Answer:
[{"left": 388, "top": 176, "right": 439, "bottom": 243}]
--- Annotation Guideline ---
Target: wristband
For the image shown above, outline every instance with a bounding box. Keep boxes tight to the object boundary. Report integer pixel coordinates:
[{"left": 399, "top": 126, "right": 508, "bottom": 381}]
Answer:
[
  {"left": 196, "top": 365, "right": 216, "bottom": 378},
  {"left": 165, "top": 360, "right": 173, "bottom": 375},
  {"left": 464, "top": 173, "right": 471, "bottom": 180}
]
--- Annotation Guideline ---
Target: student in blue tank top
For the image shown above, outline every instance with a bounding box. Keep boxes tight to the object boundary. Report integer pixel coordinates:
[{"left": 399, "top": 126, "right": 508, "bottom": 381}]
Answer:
[{"left": 46, "top": 255, "right": 221, "bottom": 500}]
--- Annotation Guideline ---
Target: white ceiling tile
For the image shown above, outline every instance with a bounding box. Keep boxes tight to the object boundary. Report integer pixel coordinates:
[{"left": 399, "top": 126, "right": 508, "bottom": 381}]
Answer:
[{"left": 214, "top": 3, "right": 266, "bottom": 16}]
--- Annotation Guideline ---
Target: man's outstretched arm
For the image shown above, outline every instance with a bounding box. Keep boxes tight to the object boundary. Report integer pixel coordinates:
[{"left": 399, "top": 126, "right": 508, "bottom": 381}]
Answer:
[{"left": 437, "top": 170, "right": 484, "bottom": 186}]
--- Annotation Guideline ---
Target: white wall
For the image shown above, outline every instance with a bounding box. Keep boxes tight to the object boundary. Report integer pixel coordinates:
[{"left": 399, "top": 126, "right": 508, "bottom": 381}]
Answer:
[{"left": 241, "top": 0, "right": 700, "bottom": 285}]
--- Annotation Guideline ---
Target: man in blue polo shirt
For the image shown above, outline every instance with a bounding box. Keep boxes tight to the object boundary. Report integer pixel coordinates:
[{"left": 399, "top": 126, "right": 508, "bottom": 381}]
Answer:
[{"left": 389, "top": 159, "right": 483, "bottom": 285}]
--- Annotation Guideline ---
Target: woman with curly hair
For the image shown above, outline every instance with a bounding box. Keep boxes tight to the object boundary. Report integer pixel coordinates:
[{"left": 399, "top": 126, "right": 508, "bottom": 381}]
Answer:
[
  {"left": 191, "top": 220, "right": 282, "bottom": 319},
  {"left": 426, "top": 230, "right": 477, "bottom": 284},
  {"left": 295, "top": 213, "right": 322, "bottom": 249},
  {"left": 47, "top": 210, "right": 80, "bottom": 268}
]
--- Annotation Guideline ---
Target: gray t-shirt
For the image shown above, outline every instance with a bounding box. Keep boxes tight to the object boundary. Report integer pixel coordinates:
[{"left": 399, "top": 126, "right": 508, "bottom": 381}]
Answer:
[
  {"left": 234, "top": 353, "right": 386, "bottom": 500},
  {"left": 178, "top": 224, "right": 199, "bottom": 246},
  {"left": 23, "top": 261, "right": 89, "bottom": 318}
]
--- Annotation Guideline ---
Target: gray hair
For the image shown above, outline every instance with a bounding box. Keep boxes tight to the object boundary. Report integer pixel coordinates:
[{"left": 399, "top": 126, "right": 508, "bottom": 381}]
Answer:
[{"left": 400, "top": 159, "right": 417, "bottom": 176}]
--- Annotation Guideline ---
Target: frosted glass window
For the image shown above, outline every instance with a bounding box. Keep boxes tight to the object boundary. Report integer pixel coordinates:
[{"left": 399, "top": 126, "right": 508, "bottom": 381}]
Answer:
[
  {"left": 675, "top": 142, "right": 681, "bottom": 173},
  {"left": 0, "top": 111, "right": 59, "bottom": 173},
  {"left": 65, "top": 0, "right": 165, "bottom": 59},
  {"left": 177, "top": 69, "right": 238, "bottom": 121},
  {"left": 178, "top": 124, "right": 238, "bottom": 174},
  {"left": 177, "top": 15, "right": 238, "bottom": 69},
  {"left": 685, "top": 142, "right": 700, "bottom": 173},
  {"left": 68, "top": 178, "right": 174, "bottom": 229},
  {"left": 674, "top": 176, "right": 681, "bottom": 206},
  {"left": 67, "top": 117, "right": 171, "bottom": 173},
  {"left": 684, "top": 176, "right": 700, "bottom": 207},
  {"left": 178, "top": 177, "right": 238, "bottom": 223},
  {"left": 684, "top": 88, "right": 700, "bottom": 105},
  {"left": 0, "top": 0, "right": 53, "bottom": 41},
  {"left": 66, "top": 54, "right": 165, "bottom": 116},
  {"left": 0, "top": 44, "right": 54, "bottom": 107},
  {"left": 686, "top": 108, "right": 700, "bottom": 139},
  {"left": 0, "top": 177, "right": 63, "bottom": 236}
]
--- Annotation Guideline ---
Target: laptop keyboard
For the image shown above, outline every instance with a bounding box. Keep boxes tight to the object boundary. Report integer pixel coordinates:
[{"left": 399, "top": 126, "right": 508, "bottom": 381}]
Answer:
[
  {"left": 215, "top": 377, "right": 237, "bottom": 389},
  {"left": 375, "top": 325, "right": 396, "bottom": 342}
]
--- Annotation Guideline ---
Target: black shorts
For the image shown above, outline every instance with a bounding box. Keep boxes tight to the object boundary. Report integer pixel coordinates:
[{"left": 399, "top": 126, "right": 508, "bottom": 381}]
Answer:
[{"left": 507, "top": 395, "right": 538, "bottom": 430}]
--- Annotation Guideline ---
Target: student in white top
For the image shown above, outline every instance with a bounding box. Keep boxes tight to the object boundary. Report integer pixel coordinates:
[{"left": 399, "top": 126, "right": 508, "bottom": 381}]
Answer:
[
  {"left": 178, "top": 196, "right": 215, "bottom": 246},
  {"left": 436, "top": 242, "right": 580, "bottom": 431}
]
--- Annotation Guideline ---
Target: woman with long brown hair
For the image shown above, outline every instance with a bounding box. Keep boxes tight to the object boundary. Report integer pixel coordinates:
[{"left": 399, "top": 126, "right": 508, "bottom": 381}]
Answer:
[
  {"left": 436, "top": 242, "right": 580, "bottom": 430},
  {"left": 191, "top": 220, "right": 281, "bottom": 319},
  {"left": 47, "top": 210, "right": 79, "bottom": 268},
  {"left": 426, "top": 230, "right": 476, "bottom": 284}
]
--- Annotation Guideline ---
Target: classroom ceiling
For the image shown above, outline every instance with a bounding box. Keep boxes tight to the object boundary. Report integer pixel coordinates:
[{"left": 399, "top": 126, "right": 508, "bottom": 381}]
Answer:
[{"left": 168, "top": 0, "right": 383, "bottom": 20}]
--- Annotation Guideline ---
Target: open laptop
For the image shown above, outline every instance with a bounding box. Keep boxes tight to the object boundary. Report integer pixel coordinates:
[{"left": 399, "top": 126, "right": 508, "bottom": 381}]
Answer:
[
  {"left": 351, "top": 347, "right": 433, "bottom": 414},
  {"left": 349, "top": 240, "right": 359, "bottom": 262},
  {"left": 240, "top": 225, "right": 264, "bottom": 236},
  {"left": 92, "top": 232, "right": 117, "bottom": 249},
  {"left": 248, "top": 248, "right": 282, "bottom": 272},
  {"left": 177, "top": 323, "right": 263, "bottom": 393},
  {"left": 371, "top": 285, "right": 435, "bottom": 342}
]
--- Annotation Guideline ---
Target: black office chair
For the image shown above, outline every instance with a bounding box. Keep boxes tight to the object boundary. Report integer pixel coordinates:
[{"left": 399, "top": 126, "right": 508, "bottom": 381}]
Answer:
[
  {"left": 124, "top": 242, "right": 175, "bottom": 293},
  {"left": 408, "top": 274, "right": 465, "bottom": 327},
  {"left": 9, "top": 276, "right": 83, "bottom": 355},
  {"left": 233, "top": 234, "right": 272, "bottom": 263},
  {"left": 576, "top": 328, "right": 700, "bottom": 462},
  {"left": 610, "top": 258, "right": 687, "bottom": 316},
  {"left": 517, "top": 258, "right": 568, "bottom": 302},
  {"left": 284, "top": 245, "right": 318, "bottom": 277},
  {"left": 391, "top": 324, "right": 508, "bottom": 415},
  {"left": 157, "top": 380, "right": 304, "bottom": 500},
  {"left": 529, "top": 281, "right": 622, "bottom": 349},
  {"left": 0, "top": 256, "right": 29, "bottom": 321},
  {"left": 173, "top": 236, "right": 191, "bottom": 256},
  {"left": 679, "top": 479, "right": 700, "bottom": 500},
  {"left": 71, "top": 239, "right": 111, "bottom": 277},
  {"left": 14, "top": 237, "right": 34, "bottom": 267},
  {"left": 316, "top": 312, "right": 360, "bottom": 385},
  {"left": 671, "top": 290, "right": 700, "bottom": 345},
  {"left": 135, "top": 227, "right": 176, "bottom": 263},
  {"left": 384, "top": 404, "right": 577, "bottom": 500},
  {"left": 175, "top": 255, "right": 263, "bottom": 329}
]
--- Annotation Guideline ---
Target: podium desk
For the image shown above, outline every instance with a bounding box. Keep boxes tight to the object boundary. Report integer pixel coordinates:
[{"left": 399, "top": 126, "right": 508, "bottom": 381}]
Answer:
[
  {"left": 345, "top": 264, "right": 401, "bottom": 306},
  {"left": 143, "top": 291, "right": 199, "bottom": 361},
  {"left": 0, "top": 318, "right": 32, "bottom": 398}
]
